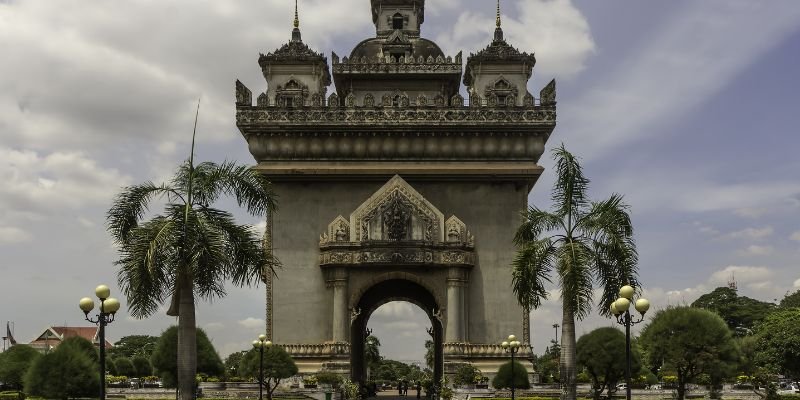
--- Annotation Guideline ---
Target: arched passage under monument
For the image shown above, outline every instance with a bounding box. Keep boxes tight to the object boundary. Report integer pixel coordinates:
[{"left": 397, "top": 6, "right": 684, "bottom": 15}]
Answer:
[{"left": 350, "top": 278, "right": 444, "bottom": 383}]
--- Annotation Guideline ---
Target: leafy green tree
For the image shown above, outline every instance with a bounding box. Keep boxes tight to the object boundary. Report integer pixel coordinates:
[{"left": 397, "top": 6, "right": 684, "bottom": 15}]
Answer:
[
  {"left": 491, "top": 361, "right": 529, "bottom": 390},
  {"left": 640, "top": 307, "right": 739, "bottom": 400},
  {"left": 59, "top": 336, "right": 99, "bottom": 362},
  {"left": 752, "top": 307, "right": 800, "bottom": 380},
  {"left": 150, "top": 326, "right": 224, "bottom": 387},
  {"left": 453, "top": 363, "right": 482, "bottom": 386},
  {"left": 107, "top": 357, "right": 118, "bottom": 376},
  {"left": 0, "top": 345, "right": 41, "bottom": 390},
  {"left": 107, "top": 143, "right": 276, "bottom": 400},
  {"left": 109, "top": 335, "right": 159, "bottom": 359},
  {"left": 512, "top": 145, "right": 639, "bottom": 400},
  {"left": 780, "top": 290, "right": 800, "bottom": 309},
  {"left": 132, "top": 356, "right": 153, "bottom": 377},
  {"left": 239, "top": 346, "right": 298, "bottom": 400},
  {"left": 371, "top": 359, "right": 424, "bottom": 382},
  {"left": 691, "top": 287, "right": 776, "bottom": 336},
  {"left": 224, "top": 350, "right": 247, "bottom": 378},
  {"left": 576, "top": 327, "right": 641, "bottom": 400},
  {"left": 365, "top": 335, "right": 381, "bottom": 367},
  {"left": 115, "top": 357, "right": 136, "bottom": 377},
  {"left": 424, "top": 340, "right": 434, "bottom": 370},
  {"left": 24, "top": 339, "right": 100, "bottom": 399}
]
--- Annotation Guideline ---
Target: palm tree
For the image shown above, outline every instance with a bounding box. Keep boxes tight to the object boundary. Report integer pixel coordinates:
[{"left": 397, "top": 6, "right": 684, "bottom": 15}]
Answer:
[
  {"left": 107, "top": 117, "right": 276, "bottom": 400},
  {"left": 512, "top": 144, "right": 638, "bottom": 400}
]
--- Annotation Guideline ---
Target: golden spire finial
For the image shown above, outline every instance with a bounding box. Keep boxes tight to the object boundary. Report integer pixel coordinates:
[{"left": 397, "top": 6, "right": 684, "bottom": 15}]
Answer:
[
  {"left": 294, "top": 0, "right": 299, "bottom": 29},
  {"left": 496, "top": 0, "right": 501, "bottom": 28}
]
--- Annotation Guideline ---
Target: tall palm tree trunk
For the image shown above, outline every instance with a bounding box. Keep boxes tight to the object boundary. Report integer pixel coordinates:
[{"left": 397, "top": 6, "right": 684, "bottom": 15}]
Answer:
[
  {"left": 177, "top": 273, "right": 197, "bottom": 400},
  {"left": 560, "top": 308, "right": 577, "bottom": 400}
]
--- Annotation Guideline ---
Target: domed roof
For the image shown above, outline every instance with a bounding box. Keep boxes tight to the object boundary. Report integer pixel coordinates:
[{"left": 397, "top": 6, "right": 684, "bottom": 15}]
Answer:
[{"left": 349, "top": 37, "right": 444, "bottom": 60}]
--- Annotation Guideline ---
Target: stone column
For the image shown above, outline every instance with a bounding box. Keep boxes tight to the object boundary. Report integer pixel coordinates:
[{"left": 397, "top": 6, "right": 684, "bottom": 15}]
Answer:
[
  {"left": 262, "top": 211, "right": 274, "bottom": 341},
  {"left": 331, "top": 268, "right": 349, "bottom": 342},
  {"left": 445, "top": 267, "right": 467, "bottom": 342}
]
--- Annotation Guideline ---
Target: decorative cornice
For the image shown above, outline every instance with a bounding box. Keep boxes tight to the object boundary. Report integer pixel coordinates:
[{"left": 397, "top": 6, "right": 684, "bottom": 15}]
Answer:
[
  {"left": 443, "top": 342, "right": 533, "bottom": 358},
  {"left": 281, "top": 342, "right": 351, "bottom": 358},
  {"left": 320, "top": 244, "right": 475, "bottom": 268}
]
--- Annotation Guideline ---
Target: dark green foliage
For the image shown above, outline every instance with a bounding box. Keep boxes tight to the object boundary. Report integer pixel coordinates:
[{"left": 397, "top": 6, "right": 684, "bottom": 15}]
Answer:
[
  {"left": 109, "top": 335, "right": 158, "bottom": 359},
  {"left": 114, "top": 357, "right": 136, "bottom": 377},
  {"left": 24, "top": 340, "right": 100, "bottom": 399},
  {"left": 58, "top": 336, "right": 99, "bottom": 362},
  {"left": 365, "top": 335, "right": 381, "bottom": 368},
  {"left": 780, "top": 290, "right": 800, "bottom": 309},
  {"left": 691, "top": 286, "right": 776, "bottom": 336},
  {"left": 106, "top": 357, "right": 117, "bottom": 376},
  {"left": 132, "top": 356, "right": 152, "bottom": 377},
  {"left": 453, "top": 363, "right": 482, "bottom": 386},
  {"left": 370, "top": 359, "right": 425, "bottom": 382},
  {"left": 640, "top": 307, "right": 739, "bottom": 400},
  {"left": 753, "top": 308, "right": 800, "bottom": 380},
  {"left": 424, "top": 340, "right": 434, "bottom": 370},
  {"left": 0, "top": 345, "right": 41, "bottom": 390},
  {"left": 239, "top": 346, "right": 298, "bottom": 400},
  {"left": 315, "top": 371, "right": 343, "bottom": 386},
  {"left": 576, "top": 327, "right": 640, "bottom": 399},
  {"left": 224, "top": 350, "right": 247, "bottom": 378},
  {"left": 491, "top": 361, "right": 530, "bottom": 390},
  {"left": 150, "top": 326, "right": 224, "bottom": 387},
  {"left": 0, "top": 392, "right": 25, "bottom": 400}
]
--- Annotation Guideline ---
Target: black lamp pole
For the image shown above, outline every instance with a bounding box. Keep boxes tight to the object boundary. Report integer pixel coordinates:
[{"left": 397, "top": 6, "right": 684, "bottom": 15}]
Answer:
[
  {"left": 253, "top": 334, "right": 271, "bottom": 400},
  {"left": 611, "top": 285, "right": 650, "bottom": 400},
  {"left": 79, "top": 285, "right": 121, "bottom": 400},
  {"left": 502, "top": 335, "right": 521, "bottom": 400}
]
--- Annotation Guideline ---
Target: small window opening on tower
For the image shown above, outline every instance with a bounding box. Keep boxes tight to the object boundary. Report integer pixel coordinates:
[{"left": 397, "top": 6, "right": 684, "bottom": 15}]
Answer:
[
  {"left": 393, "top": 95, "right": 401, "bottom": 107},
  {"left": 392, "top": 53, "right": 404, "bottom": 63},
  {"left": 392, "top": 13, "right": 404, "bottom": 30}
]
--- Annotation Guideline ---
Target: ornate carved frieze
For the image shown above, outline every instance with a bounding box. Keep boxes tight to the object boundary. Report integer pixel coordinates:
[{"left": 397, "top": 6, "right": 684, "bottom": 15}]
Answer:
[
  {"left": 243, "top": 131, "right": 548, "bottom": 162},
  {"left": 331, "top": 51, "right": 462, "bottom": 76},
  {"left": 442, "top": 342, "right": 532, "bottom": 358},
  {"left": 319, "top": 176, "right": 476, "bottom": 268},
  {"left": 281, "top": 342, "right": 351, "bottom": 358}
]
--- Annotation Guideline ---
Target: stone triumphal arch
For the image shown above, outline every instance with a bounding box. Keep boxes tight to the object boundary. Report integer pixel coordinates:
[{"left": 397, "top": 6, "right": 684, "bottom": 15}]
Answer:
[{"left": 235, "top": 0, "right": 556, "bottom": 381}]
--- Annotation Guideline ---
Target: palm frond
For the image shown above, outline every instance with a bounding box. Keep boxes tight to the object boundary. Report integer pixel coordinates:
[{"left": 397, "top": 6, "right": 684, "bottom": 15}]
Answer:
[
  {"left": 115, "top": 217, "right": 179, "bottom": 318},
  {"left": 577, "top": 194, "right": 639, "bottom": 316},
  {"left": 551, "top": 144, "right": 590, "bottom": 221},
  {"left": 513, "top": 207, "right": 562, "bottom": 245},
  {"left": 174, "top": 160, "right": 276, "bottom": 217},
  {"left": 107, "top": 182, "right": 182, "bottom": 243},
  {"left": 512, "top": 238, "right": 556, "bottom": 310},
  {"left": 557, "top": 239, "right": 595, "bottom": 320}
]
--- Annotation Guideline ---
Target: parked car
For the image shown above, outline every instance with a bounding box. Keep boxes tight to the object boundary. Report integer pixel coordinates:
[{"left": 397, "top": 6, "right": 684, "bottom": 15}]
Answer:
[{"left": 616, "top": 383, "right": 628, "bottom": 391}]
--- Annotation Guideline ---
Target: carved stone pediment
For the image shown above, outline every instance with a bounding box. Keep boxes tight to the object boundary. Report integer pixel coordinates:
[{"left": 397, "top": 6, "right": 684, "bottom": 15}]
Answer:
[
  {"left": 319, "top": 175, "right": 476, "bottom": 268},
  {"left": 351, "top": 175, "right": 443, "bottom": 242}
]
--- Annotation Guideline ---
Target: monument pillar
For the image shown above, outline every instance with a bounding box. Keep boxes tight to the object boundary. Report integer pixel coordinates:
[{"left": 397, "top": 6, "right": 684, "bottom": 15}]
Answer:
[
  {"left": 445, "top": 267, "right": 467, "bottom": 342},
  {"left": 331, "top": 268, "right": 349, "bottom": 342}
]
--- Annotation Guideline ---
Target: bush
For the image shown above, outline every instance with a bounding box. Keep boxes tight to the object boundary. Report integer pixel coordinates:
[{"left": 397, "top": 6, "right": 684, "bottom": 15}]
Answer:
[
  {"left": 0, "top": 391, "right": 25, "bottom": 400},
  {"left": 491, "top": 361, "right": 529, "bottom": 390},
  {"left": 150, "top": 326, "right": 224, "bottom": 387},
  {"left": 453, "top": 364, "right": 482, "bottom": 386},
  {"left": 115, "top": 357, "right": 136, "bottom": 377},
  {"left": 316, "top": 372, "right": 343, "bottom": 386},
  {"left": 132, "top": 356, "right": 152, "bottom": 378},
  {"left": 23, "top": 339, "right": 100, "bottom": 399},
  {"left": 0, "top": 345, "right": 41, "bottom": 390}
]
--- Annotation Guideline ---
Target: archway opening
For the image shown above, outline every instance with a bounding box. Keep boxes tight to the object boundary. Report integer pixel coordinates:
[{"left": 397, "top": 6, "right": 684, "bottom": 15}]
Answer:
[{"left": 350, "top": 279, "right": 443, "bottom": 385}]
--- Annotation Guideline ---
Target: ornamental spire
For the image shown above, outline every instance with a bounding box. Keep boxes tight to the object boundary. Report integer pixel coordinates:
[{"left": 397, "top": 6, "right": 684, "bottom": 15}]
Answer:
[
  {"left": 294, "top": 0, "right": 299, "bottom": 29},
  {"left": 291, "top": 0, "right": 302, "bottom": 42},
  {"left": 493, "top": 0, "right": 504, "bottom": 42},
  {"left": 496, "top": 0, "right": 501, "bottom": 28}
]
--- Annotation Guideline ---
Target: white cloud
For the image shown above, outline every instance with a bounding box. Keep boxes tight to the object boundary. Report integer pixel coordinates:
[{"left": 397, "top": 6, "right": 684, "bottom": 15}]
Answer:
[
  {"left": 795, "top": 279, "right": 800, "bottom": 288},
  {"left": 434, "top": 0, "right": 595, "bottom": 81},
  {"left": 237, "top": 317, "right": 264, "bottom": 329},
  {"left": 726, "top": 227, "right": 773, "bottom": 240},
  {"left": 734, "top": 208, "right": 769, "bottom": 218},
  {"left": 0, "top": 226, "right": 33, "bottom": 244},
  {"left": 790, "top": 231, "right": 800, "bottom": 242},
  {"left": 709, "top": 265, "right": 773, "bottom": 286},
  {"left": 738, "top": 245, "right": 773, "bottom": 256}
]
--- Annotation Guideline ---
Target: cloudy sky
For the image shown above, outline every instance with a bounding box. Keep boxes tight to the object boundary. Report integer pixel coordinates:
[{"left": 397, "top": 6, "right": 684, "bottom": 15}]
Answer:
[{"left": 1, "top": 0, "right": 800, "bottom": 363}]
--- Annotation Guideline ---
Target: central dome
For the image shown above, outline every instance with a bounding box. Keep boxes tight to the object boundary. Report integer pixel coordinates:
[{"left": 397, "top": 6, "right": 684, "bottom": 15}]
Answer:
[{"left": 348, "top": 37, "right": 444, "bottom": 60}]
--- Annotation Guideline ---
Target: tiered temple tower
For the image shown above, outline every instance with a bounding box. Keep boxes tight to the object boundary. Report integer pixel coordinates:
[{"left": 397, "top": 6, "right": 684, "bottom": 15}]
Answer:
[{"left": 236, "top": 0, "right": 556, "bottom": 381}]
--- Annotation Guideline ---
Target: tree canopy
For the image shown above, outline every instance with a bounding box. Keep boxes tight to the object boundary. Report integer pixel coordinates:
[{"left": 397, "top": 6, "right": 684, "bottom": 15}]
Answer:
[
  {"left": 109, "top": 335, "right": 159, "bottom": 359},
  {"left": 239, "top": 346, "right": 298, "bottom": 400},
  {"left": 24, "top": 337, "right": 100, "bottom": 399},
  {"left": 114, "top": 357, "right": 136, "bottom": 377},
  {"left": 150, "top": 326, "right": 224, "bottom": 387},
  {"left": 691, "top": 286, "right": 775, "bottom": 336},
  {"left": 576, "top": 327, "right": 640, "bottom": 400},
  {"left": 512, "top": 144, "right": 638, "bottom": 400},
  {"left": 752, "top": 307, "right": 800, "bottom": 380},
  {"left": 491, "top": 361, "right": 530, "bottom": 390},
  {"left": 0, "top": 345, "right": 41, "bottom": 390},
  {"left": 640, "top": 307, "right": 739, "bottom": 400},
  {"left": 780, "top": 289, "right": 800, "bottom": 309}
]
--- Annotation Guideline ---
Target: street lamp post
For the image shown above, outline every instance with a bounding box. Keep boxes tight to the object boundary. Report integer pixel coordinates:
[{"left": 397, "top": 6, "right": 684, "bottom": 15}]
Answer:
[
  {"left": 78, "top": 285, "right": 121, "bottom": 400},
  {"left": 610, "top": 285, "right": 650, "bottom": 400},
  {"left": 501, "top": 334, "right": 521, "bottom": 400},
  {"left": 252, "top": 334, "right": 272, "bottom": 400}
]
